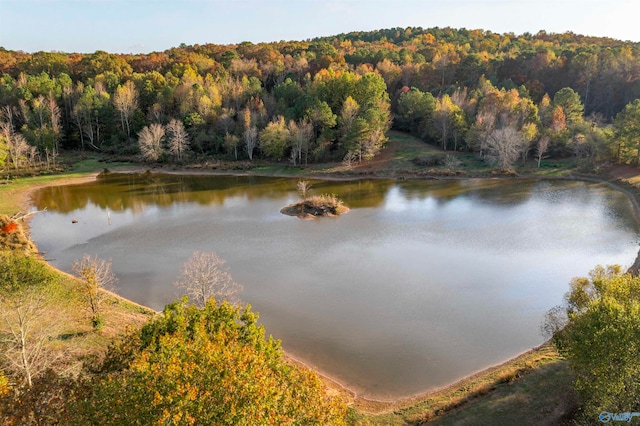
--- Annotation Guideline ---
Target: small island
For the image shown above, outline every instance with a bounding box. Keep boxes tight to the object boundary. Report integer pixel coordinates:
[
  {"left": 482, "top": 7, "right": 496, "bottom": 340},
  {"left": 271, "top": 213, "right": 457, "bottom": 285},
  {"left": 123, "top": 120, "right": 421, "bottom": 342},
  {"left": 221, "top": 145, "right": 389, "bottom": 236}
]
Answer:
[
  {"left": 281, "top": 194, "right": 350, "bottom": 219},
  {"left": 280, "top": 183, "right": 349, "bottom": 218}
]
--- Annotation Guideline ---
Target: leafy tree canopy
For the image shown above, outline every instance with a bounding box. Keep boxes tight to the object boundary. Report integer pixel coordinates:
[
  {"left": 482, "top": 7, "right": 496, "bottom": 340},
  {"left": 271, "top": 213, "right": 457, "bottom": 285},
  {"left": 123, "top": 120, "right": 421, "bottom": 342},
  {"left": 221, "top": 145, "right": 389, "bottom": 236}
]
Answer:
[
  {"left": 552, "top": 266, "right": 640, "bottom": 420},
  {"left": 70, "top": 298, "right": 347, "bottom": 425}
]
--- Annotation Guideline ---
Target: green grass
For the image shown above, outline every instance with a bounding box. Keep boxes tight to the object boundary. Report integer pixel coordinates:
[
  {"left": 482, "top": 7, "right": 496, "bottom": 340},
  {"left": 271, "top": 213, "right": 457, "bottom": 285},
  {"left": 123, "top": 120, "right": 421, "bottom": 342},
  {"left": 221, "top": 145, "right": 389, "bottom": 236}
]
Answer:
[
  {"left": 68, "top": 157, "right": 133, "bottom": 174},
  {"left": 0, "top": 156, "right": 133, "bottom": 214},
  {"left": 429, "top": 360, "right": 576, "bottom": 426},
  {"left": 249, "top": 164, "right": 306, "bottom": 175},
  {"left": 0, "top": 251, "right": 154, "bottom": 380},
  {"left": 350, "top": 344, "right": 576, "bottom": 425}
]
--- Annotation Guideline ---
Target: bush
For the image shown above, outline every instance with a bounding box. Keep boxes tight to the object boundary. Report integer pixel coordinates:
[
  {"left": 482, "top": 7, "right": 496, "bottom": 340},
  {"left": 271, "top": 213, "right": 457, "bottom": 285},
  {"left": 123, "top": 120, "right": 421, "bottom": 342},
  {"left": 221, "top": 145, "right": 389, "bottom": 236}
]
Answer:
[
  {"left": 412, "top": 155, "right": 445, "bottom": 167},
  {"left": 0, "top": 251, "right": 58, "bottom": 294}
]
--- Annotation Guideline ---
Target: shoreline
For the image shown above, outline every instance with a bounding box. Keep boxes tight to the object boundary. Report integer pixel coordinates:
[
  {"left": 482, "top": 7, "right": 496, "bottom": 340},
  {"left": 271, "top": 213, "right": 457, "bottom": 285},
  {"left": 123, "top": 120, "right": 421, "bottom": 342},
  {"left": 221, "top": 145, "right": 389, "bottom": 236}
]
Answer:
[{"left": 16, "top": 164, "right": 640, "bottom": 413}]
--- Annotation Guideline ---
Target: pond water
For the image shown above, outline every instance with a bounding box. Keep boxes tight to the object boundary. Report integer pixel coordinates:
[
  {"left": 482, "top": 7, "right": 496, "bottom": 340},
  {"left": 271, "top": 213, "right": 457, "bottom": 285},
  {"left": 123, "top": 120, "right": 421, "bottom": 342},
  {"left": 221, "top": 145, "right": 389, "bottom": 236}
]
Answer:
[{"left": 28, "top": 173, "right": 640, "bottom": 399}]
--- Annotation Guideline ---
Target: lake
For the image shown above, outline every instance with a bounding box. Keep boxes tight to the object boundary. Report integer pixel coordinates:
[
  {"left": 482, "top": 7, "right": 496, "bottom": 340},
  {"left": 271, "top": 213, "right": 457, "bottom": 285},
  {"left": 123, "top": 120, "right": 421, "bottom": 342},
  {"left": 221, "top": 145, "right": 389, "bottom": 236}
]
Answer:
[{"left": 28, "top": 173, "right": 640, "bottom": 399}]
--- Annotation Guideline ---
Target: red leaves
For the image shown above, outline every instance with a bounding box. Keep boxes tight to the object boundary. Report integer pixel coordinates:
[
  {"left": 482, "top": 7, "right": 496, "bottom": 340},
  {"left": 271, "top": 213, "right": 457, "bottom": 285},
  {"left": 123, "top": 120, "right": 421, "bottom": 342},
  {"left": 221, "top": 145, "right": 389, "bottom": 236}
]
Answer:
[{"left": 1, "top": 222, "right": 18, "bottom": 234}]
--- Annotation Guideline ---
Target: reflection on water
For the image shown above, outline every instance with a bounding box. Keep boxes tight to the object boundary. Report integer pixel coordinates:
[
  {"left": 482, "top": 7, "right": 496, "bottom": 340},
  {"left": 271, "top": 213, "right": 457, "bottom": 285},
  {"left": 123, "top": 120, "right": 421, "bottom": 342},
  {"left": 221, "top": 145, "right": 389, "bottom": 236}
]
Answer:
[{"left": 29, "top": 173, "right": 640, "bottom": 399}]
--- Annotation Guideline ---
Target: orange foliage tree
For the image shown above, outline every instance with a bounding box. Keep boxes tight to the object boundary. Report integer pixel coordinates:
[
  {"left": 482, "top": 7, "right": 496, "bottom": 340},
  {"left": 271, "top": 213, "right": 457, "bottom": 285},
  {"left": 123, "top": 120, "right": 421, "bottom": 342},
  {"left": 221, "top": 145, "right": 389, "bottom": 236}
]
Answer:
[{"left": 69, "top": 299, "right": 347, "bottom": 424}]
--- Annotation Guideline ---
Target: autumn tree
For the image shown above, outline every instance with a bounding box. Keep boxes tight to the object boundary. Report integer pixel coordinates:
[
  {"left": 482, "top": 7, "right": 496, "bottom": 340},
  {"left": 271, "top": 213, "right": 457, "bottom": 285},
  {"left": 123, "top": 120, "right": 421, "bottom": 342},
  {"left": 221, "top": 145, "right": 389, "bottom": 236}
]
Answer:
[
  {"left": 138, "top": 123, "right": 165, "bottom": 162},
  {"left": 242, "top": 107, "right": 258, "bottom": 160},
  {"left": 112, "top": 80, "right": 139, "bottom": 138},
  {"left": 0, "top": 115, "right": 31, "bottom": 170},
  {"left": 338, "top": 96, "right": 360, "bottom": 142},
  {"left": 174, "top": 251, "right": 242, "bottom": 308},
  {"left": 72, "top": 255, "right": 117, "bottom": 329},
  {"left": 69, "top": 299, "right": 347, "bottom": 424},
  {"left": 259, "top": 116, "right": 289, "bottom": 160},
  {"left": 551, "top": 266, "right": 640, "bottom": 421},
  {"left": 432, "top": 94, "right": 456, "bottom": 150}
]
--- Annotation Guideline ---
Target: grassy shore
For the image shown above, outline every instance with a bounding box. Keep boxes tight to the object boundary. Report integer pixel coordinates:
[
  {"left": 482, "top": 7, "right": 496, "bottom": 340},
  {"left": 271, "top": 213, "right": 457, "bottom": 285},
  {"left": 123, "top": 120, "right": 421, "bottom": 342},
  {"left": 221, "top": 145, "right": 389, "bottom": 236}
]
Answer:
[{"left": 4, "top": 134, "right": 640, "bottom": 424}]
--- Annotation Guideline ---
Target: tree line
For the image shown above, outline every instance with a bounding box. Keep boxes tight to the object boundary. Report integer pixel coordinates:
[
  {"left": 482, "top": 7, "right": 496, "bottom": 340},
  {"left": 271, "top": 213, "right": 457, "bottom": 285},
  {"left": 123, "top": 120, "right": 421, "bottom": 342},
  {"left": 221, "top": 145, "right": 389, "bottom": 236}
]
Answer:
[{"left": 0, "top": 26, "right": 639, "bottom": 171}]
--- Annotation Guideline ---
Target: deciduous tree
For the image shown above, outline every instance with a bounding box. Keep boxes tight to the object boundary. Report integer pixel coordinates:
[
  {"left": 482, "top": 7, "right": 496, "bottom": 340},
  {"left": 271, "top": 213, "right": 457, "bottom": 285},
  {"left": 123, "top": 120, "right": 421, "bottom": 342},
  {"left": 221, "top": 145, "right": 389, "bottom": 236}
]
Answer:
[
  {"left": 112, "top": 80, "right": 138, "bottom": 138},
  {"left": 165, "top": 118, "right": 190, "bottom": 162},
  {"left": 72, "top": 255, "right": 117, "bottom": 329},
  {"left": 138, "top": 123, "right": 165, "bottom": 162},
  {"left": 536, "top": 135, "right": 550, "bottom": 168},
  {"left": 259, "top": 116, "right": 289, "bottom": 160},
  {"left": 288, "top": 118, "right": 313, "bottom": 166},
  {"left": 174, "top": 251, "right": 242, "bottom": 308},
  {"left": 551, "top": 266, "right": 640, "bottom": 420},
  {"left": 69, "top": 299, "right": 347, "bottom": 425},
  {"left": 0, "top": 288, "right": 64, "bottom": 387},
  {"left": 483, "top": 125, "right": 527, "bottom": 170}
]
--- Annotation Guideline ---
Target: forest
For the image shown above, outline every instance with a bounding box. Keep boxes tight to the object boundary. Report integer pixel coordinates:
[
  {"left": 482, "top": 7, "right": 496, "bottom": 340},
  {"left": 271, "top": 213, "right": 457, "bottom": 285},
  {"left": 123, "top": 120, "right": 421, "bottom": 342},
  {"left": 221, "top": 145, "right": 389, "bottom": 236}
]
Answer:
[{"left": 1, "top": 26, "right": 640, "bottom": 172}]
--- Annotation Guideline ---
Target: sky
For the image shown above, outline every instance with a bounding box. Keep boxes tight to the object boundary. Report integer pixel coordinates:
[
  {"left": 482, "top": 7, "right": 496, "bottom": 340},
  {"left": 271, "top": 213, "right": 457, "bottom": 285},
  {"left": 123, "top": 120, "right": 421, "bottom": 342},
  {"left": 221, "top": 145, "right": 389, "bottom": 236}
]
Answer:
[{"left": 0, "top": 0, "right": 639, "bottom": 54}]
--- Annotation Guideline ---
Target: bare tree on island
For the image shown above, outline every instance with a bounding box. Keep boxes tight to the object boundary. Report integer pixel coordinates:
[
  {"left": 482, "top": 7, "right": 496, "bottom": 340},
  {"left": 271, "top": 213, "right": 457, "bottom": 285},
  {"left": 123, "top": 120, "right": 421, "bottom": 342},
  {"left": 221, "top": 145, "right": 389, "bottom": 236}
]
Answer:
[{"left": 174, "top": 251, "right": 242, "bottom": 308}]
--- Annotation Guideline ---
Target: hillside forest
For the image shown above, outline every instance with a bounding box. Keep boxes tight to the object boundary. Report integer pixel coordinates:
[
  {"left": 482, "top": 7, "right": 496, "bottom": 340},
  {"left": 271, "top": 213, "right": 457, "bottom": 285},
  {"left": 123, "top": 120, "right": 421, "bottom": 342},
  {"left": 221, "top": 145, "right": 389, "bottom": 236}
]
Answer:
[{"left": 1, "top": 27, "right": 640, "bottom": 172}]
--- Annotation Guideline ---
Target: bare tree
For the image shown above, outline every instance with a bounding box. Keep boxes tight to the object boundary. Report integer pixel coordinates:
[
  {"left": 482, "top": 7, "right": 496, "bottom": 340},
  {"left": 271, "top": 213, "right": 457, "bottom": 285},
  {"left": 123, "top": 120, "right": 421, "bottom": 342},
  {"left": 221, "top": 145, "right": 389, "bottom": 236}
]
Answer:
[
  {"left": 288, "top": 118, "right": 313, "bottom": 166},
  {"left": 0, "top": 289, "right": 64, "bottom": 387},
  {"left": 138, "top": 123, "right": 165, "bottom": 162},
  {"left": 47, "top": 94, "right": 62, "bottom": 167},
  {"left": 483, "top": 126, "right": 527, "bottom": 171},
  {"left": 536, "top": 136, "right": 550, "bottom": 168},
  {"left": 166, "top": 118, "right": 190, "bottom": 162},
  {"left": 297, "top": 180, "right": 311, "bottom": 200},
  {"left": 174, "top": 251, "right": 242, "bottom": 308},
  {"left": 243, "top": 126, "right": 258, "bottom": 161},
  {"left": 72, "top": 255, "right": 117, "bottom": 329},
  {"left": 0, "top": 119, "right": 31, "bottom": 170},
  {"left": 342, "top": 151, "right": 358, "bottom": 169}
]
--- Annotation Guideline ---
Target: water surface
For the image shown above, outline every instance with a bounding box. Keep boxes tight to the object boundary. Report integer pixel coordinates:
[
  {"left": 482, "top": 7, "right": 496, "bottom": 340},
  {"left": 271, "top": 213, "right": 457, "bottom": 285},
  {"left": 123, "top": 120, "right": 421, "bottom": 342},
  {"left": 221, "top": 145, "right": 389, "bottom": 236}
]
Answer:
[{"left": 29, "top": 173, "right": 640, "bottom": 399}]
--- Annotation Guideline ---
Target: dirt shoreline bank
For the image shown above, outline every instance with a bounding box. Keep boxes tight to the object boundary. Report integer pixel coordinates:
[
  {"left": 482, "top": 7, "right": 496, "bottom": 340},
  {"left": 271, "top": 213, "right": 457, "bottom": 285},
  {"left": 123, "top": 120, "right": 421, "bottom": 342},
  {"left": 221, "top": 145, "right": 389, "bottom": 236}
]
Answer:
[{"left": 18, "top": 164, "right": 640, "bottom": 413}]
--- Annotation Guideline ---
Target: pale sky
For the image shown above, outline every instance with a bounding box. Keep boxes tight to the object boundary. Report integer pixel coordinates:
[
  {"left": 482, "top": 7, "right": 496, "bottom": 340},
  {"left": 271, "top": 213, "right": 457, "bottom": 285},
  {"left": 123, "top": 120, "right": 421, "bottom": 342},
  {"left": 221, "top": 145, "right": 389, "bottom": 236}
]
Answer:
[{"left": 0, "top": 0, "right": 639, "bottom": 54}]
